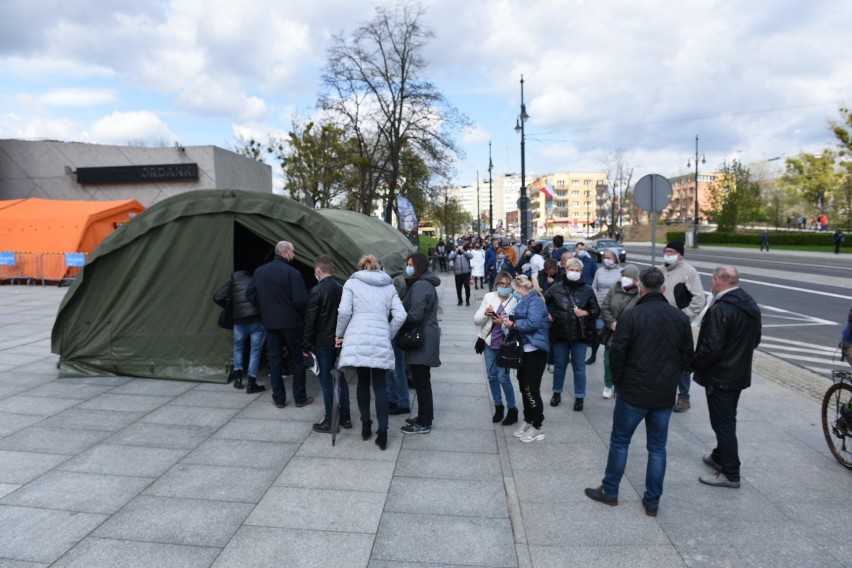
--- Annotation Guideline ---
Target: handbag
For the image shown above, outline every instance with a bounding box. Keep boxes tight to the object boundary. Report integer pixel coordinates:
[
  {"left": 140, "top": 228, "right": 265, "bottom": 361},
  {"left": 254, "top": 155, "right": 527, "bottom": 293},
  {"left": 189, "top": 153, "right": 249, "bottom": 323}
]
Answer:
[
  {"left": 396, "top": 326, "right": 424, "bottom": 350},
  {"left": 474, "top": 337, "right": 486, "bottom": 354},
  {"left": 497, "top": 329, "right": 524, "bottom": 369},
  {"left": 217, "top": 299, "right": 234, "bottom": 330}
]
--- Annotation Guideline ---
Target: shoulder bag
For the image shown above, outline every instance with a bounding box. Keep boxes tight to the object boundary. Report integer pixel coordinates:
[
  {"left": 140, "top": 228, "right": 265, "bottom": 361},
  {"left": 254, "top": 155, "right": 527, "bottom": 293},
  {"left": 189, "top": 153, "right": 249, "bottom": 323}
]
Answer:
[{"left": 497, "top": 328, "right": 524, "bottom": 369}]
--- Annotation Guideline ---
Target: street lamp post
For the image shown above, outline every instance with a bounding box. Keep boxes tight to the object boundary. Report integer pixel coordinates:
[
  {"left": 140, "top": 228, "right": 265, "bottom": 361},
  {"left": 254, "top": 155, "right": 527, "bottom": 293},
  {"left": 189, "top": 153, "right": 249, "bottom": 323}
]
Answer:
[
  {"left": 514, "top": 75, "right": 530, "bottom": 242},
  {"left": 488, "top": 141, "right": 494, "bottom": 236},
  {"left": 585, "top": 191, "right": 591, "bottom": 238},
  {"left": 687, "top": 134, "right": 705, "bottom": 248},
  {"left": 476, "top": 171, "right": 481, "bottom": 236}
]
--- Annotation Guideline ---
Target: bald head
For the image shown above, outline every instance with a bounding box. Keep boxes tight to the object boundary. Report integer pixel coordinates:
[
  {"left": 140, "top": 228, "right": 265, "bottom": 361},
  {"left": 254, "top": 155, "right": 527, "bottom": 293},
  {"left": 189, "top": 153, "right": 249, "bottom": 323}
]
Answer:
[
  {"left": 275, "top": 241, "right": 295, "bottom": 261},
  {"left": 711, "top": 265, "right": 739, "bottom": 295}
]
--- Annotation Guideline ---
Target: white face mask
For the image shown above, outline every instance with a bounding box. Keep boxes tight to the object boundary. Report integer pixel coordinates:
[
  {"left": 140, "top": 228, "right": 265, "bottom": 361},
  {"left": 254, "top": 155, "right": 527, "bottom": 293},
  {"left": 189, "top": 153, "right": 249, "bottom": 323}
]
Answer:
[
  {"left": 566, "top": 271, "right": 582, "bottom": 281},
  {"left": 620, "top": 277, "right": 634, "bottom": 288},
  {"left": 663, "top": 254, "right": 678, "bottom": 265},
  {"left": 603, "top": 259, "right": 615, "bottom": 268},
  {"left": 577, "top": 250, "right": 589, "bottom": 258}
]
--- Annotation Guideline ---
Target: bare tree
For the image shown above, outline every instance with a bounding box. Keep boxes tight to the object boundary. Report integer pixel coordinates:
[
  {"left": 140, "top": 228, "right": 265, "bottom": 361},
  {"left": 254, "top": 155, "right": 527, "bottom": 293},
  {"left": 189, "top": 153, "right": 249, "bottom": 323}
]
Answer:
[
  {"left": 599, "top": 150, "right": 635, "bottom": 237},
  {"left": 320, "top": 2, "right": 469, "bottom": 225}
]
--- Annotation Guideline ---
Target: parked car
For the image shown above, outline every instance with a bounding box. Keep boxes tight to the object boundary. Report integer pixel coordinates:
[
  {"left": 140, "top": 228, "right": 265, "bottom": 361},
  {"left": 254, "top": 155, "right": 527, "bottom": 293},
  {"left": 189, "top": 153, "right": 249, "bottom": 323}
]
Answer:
[{"left": 589, "top": 238, "right": 627, "bottom": 263}]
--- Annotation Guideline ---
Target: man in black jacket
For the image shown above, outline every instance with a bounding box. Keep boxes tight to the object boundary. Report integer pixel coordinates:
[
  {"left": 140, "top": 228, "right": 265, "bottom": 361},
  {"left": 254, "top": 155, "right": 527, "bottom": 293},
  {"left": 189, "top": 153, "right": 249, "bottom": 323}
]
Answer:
[
  {"left": 302, "top": 255, "right": 351, "bottom": 433},
  {"left": 694, "top": 266, "right": 762, "bottom": 489},
  {"left": 585, "top": 267, "right": 693, "bottom": 516},
  {"left": 247, "top": 241, "right": 311, "bottom": 408}
]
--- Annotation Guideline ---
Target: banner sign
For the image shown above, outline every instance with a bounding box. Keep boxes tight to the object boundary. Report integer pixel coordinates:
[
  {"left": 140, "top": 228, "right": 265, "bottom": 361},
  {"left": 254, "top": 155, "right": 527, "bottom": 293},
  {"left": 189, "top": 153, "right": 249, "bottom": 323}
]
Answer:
[{"left": 77, "top": 163, "right": 199, "bottom": 185}]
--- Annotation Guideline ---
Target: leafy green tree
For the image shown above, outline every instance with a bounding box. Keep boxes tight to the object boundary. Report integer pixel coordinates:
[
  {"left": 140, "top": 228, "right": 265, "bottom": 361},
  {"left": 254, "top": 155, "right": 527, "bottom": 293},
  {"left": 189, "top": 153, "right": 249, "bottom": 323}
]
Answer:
[
  {"left": 430, "top": 190, "right": 471, "bottom": 242},
  {"left": 279, "top": 120, "right": 354, "bottom": 208},
  {"left": 781, "top": 151, "right": 839, "bottom": 214},
  {"left": 831, "top": 106, "right": 852, "bottom": 226},
  {"left": 707, "top": 160, "right": 763, "bottom": 232}
]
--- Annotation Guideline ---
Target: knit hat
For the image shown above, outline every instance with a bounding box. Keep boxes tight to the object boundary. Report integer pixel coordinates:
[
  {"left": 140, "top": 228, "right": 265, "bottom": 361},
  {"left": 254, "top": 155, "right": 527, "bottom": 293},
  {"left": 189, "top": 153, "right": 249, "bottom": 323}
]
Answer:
[
  {"left": 665, "top": 240, "right": 685, "bottom": 256},
  {"left": 621, "top": 264, "right": 640, "bottom": 280}
]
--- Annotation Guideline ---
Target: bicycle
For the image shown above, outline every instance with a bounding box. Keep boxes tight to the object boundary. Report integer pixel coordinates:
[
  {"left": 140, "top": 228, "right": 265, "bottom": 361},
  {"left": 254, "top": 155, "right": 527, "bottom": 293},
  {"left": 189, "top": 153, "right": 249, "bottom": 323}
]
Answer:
[{"left": 822, "top": 369, "right": 852, "bottom": 469}]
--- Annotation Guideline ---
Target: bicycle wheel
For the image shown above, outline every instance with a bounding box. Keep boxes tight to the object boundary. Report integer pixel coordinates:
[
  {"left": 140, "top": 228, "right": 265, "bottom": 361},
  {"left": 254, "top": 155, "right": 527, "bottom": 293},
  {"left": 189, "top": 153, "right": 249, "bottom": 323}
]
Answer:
[{"left": 822, "top": 382, "right": 852, "bottom": 470}]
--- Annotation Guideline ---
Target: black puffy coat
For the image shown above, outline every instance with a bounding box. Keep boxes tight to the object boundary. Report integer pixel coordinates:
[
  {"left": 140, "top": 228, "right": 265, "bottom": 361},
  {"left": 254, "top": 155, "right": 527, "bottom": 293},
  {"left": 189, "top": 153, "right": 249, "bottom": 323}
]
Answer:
[
  {"left": 693, "top": 287, "right": 762, "bottom": 391},
  {"left": 302, "top": 275, "right": 343, "bottom": 351},
  {"left": 610, "top": 293, "right": 694, "bottom": 409},
  {"left": 213, "top": 271, "right": 260, "bottom": 324},
  {"left": 544, "top": 275, "right": 600, "bottom": 343}
]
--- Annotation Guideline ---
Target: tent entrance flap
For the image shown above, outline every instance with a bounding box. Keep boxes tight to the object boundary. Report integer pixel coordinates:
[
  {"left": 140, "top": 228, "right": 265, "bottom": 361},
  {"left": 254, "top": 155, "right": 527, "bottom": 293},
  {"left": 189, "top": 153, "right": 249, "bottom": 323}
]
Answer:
[{"left": 233, "top": 220, "right": 318, "bottom": 287}]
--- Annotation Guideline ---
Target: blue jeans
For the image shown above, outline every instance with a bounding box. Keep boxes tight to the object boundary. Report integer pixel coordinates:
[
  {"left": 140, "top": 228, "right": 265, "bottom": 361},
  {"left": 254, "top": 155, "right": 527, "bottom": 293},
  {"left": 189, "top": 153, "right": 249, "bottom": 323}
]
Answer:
[
  {"left": 679, "top": 371, "right": 691, "bottom": 399},
  {"left": 551, "top": 341, "right": 588, "bottom": 398},
  {"left": 233, "top": 321, "right": 266, "bottom": 378},
  {"left": 356, "top": 367, "right": 389, "bottom": 431},
  {"left": 315, "top": 345, "right": 350, "bottom": 421},
  {"left": 386, "top": 345, "right": 410, "bottom": 409},
  {"left": 602, "top": 395, "right": 673, "bottom": 510},
  {"left": 483, "top": 346, "right": 516, "bottom": 408}
]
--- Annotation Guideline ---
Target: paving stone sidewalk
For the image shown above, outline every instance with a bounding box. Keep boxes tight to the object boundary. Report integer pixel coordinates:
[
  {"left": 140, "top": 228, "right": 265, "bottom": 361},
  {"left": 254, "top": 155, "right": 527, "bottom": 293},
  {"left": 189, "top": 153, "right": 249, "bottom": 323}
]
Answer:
[{"left": 0, "top": 278, "right": 849, "bottom": 567}]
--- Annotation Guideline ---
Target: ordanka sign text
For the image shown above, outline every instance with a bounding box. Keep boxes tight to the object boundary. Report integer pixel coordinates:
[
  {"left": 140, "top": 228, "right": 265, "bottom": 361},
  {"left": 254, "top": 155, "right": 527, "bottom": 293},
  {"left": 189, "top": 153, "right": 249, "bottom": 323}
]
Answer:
[{"left": 76, "top": 163, "right": 199, "bottom": 185}]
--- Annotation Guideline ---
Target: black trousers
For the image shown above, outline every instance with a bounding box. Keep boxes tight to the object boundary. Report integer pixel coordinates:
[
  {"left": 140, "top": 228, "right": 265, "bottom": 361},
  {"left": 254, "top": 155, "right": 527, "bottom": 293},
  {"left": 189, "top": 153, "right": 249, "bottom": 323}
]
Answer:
[
  {"left": 706, "top": 387, "right": 742, "bottom": 481},
  {"left": 454, "top": 273, "right": 471, "bottom": 302},
  {"left": 518, "top": 349, "right": 547, "bottom": 429},
  {"left": 266, "top": 327, "right": 307, "bottom": 405},
  {"left": 409, "top": 364, "right": 434, "bottom": 426}
]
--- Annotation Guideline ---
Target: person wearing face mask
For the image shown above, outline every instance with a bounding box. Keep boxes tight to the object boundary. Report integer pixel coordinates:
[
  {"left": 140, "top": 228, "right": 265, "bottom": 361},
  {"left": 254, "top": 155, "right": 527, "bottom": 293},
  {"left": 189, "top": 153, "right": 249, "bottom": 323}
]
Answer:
[
  {"left": 484, "top": 238, "right": 499, "bottom": 291},
  {"left": 470, "top": 241, "right": 486, "bottom": 290},
  {"left": 587, "top": 251, "right": 623, "bottom": 365},
  {"left": 660, "top": 240, "right": 707, "bottom": 413},
  {"left": 497, "top": 237, "right": 518, "bottom": 267},
  {"left": 502, "top": 275, "right": 550, "bottom": 442},
  {"left": 544, "top": 258, "right": 600, "bottom": 411},
  {"left": 302, "top": 255, "right": 352, "bottom": 433},
  {"left": 574, "top": 242, "right": 598, "bottom": 285},
  {"left": 600, "top": 264, "right": 641, "bottom": 399},
  {"left": 448, "top": 244, "right": 474, "bottom": 306},
  {"left": 473, "top": 271, "right": 519, "bottom": 426}
]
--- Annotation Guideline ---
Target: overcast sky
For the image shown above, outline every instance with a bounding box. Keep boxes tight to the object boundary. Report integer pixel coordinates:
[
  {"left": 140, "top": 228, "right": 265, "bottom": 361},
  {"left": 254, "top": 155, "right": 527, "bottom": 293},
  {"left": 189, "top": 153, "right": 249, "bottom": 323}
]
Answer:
[{"left": 1, "top": 0, "right": 849, "bottom": 191}]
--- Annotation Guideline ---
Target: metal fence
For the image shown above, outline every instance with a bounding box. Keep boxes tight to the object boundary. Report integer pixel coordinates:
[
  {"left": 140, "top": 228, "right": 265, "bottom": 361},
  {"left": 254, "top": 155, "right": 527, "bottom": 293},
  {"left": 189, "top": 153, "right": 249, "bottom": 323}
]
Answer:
[{"left": 0, "top": 252, "right": 87, "bottom": 285}]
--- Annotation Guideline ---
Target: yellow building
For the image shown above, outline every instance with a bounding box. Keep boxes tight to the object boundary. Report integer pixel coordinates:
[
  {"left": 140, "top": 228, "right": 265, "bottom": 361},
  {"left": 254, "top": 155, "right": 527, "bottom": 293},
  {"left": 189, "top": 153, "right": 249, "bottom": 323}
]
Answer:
[
  {"left": 665, "top": 172, "right": 719, "bottom": 224},
  {"left": 528, "top": 172, "right": 609, "bottom": 237}
]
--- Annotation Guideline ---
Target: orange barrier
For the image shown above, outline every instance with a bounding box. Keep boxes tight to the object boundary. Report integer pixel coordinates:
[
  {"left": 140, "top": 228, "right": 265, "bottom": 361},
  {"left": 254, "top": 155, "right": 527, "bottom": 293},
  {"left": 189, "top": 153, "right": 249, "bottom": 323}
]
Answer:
[{"left": 0, "top": 251, "right": 87, "bottom": 285}]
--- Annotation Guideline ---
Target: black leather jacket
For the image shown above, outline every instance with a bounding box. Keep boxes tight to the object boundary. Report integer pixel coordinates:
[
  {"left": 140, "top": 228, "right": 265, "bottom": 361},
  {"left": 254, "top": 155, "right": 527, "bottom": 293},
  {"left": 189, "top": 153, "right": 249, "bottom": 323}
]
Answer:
[
  {"left": 213, "top": 271, "right": 260, "bottom": 323},
  {"left": 302, "top": 275, "right": 343, "bottom": 351},
  {"left": 544, "top": 275, "right": 600, "bottom": 343},
  {"left": 693, "top": 287, "right": 762, "bottom": 391}
]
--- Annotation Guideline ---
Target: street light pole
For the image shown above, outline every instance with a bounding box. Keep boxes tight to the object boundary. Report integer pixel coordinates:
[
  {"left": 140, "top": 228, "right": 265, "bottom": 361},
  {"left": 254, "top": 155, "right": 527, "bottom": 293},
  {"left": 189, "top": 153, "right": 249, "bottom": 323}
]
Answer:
[
  {"left": 488, "top": 141, "right": 494, "bottom": 236},
  {"left": 476, "top": 170, "right": 481, "bottom": 236},
  {"left": 515, "top": 75, "right": 530, "bottom": 242},
  {"left": 687, "top": 135, "right": 705, "bottom": 248}
]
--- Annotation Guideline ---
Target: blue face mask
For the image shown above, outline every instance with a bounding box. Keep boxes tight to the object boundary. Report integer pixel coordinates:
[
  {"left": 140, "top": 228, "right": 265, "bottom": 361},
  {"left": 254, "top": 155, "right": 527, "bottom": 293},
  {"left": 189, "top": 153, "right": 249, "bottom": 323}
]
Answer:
[
  {"left": 405, "top": 266, "right": 414, "bottom": 277},
  {"left": 497, "top": 287, "right": 512, "bottom": 297},
  {"left": 512, "top": 291, "right": 522, "bottom": 301}
]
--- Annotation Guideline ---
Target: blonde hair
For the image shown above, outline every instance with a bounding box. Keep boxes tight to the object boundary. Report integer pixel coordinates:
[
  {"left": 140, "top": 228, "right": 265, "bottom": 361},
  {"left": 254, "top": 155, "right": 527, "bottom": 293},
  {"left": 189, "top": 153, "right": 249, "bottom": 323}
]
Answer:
[
  {"left": 358, "top": 254, "right": 381, "bottom": 271},
  {"left": 512, "top": 274, "right": 534, "bottom": 291}
]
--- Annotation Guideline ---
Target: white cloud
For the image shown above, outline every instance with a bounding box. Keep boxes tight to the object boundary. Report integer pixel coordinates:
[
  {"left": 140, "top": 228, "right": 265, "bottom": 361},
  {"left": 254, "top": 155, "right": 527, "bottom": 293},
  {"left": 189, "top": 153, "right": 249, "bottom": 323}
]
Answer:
[
  {"left": 38, "top": 88, "right": 116, "bottom": 107},
  {"left": 88, "top": 110, "right": 177, "bottom": 145}
]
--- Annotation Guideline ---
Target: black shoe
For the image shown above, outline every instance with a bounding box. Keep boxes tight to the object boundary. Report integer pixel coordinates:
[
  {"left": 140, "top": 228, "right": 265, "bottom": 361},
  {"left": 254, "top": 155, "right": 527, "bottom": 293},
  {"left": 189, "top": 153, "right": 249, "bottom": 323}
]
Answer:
[
  {"left": 375, "top": 429, "right": 387, "bottom": 450},
  {"left": 585, "top": 485, "right": 618, "bottom": 506},
  {"left": 389, "top": 405, "right": 411, "bottom": 416},
  {"left": 573, "top": 398, "right": 584, "bottom": 411},
  {"left": 457, "top": 300, "right": 463, "bottom": 306},
  {"left": 340, "top": 415, "right": 353, "bottom": 429},
  {"left": 466, "top": 300, "right": 470, "bottom": 306},
  {"left": 226, "top": 370, "right": 237, "bottom": 384},
  {"left": 407, "top": 380, "right": 415, "bottom": 389},
  {"left": 232, "top": 370, "right": 244, "bottom": 389},
  {"left": 246, "top": 377, "right": 265, "bottom": 394},
  {"left": 274, "top": 400, "right": 287, "bottom": 409},
  {"left": 313, "top": 418, "right": 332, "bottom": 433},
  {"left": 388, "top": 402, "right": 399, "bottom": 414},
  {"left": 502, "top": 407, "right": 518, "bottom": 426},
  {"left": 361, "top": 420, "right": 373, "bottom": 440},
  {"left": 492, "top": 404, "right": 505, "bottom": 423},
  {"left": 642, "top": 498, "right": 658, "bottom": 517},
  {"left": 585, "top": 355, "right": 597, "bottom": 365},
  {"left": 550, "top": 393, "right": 561, "bottom": 407}
]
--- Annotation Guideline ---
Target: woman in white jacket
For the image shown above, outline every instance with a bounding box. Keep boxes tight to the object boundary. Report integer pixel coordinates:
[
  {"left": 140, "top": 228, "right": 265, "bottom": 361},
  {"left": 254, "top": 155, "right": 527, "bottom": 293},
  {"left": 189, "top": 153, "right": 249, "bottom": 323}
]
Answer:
[
  {"left": 336, "top": 255, "right": 407, "bottom": 450},
  {"left": 473, "top": 271, "right": 519, "bottom": 425},
  {"left": 470, "top": 242, "right": 486, "bottom": 290}
]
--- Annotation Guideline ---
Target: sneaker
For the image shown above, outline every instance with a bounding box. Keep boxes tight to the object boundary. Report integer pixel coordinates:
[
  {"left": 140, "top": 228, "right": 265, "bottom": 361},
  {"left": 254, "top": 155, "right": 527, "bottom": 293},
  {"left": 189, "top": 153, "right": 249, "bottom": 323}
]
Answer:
[
  {"left": 699, "top": 472, "right": 740, "bottom": 489},
  {"left": 602, "top": 386, "right": 614, "bottom": 399},
  {"left": 401, "top": 423, "right": 431, "bottom": 434},
  {"left": 703, "top": 454, "right": 722, "bottom": 472},
  {"left": 405, "top": 417, "right": 419, "bottom": 425},
  {"left": 513, "top": 422, "right": 532, "bottom": 438},
  {"left": 673, "top": 396, "right": 690, "bottom": 413},
  {"left": 520, "top": 427, "right": 545, "bottom": 443},
  {"left": 550, "top": 392, "right": 561, "bottom": 407},
  {"left": 584, "top": 485, "right": 618, "bottom": 506}
]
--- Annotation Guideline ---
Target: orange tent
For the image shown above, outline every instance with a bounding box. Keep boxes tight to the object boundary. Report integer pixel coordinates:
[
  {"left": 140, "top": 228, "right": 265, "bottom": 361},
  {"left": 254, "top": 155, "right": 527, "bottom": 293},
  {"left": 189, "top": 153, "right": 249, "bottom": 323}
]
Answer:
[{"left": 0, "top": 198, "right": 145, "bottom": 281}]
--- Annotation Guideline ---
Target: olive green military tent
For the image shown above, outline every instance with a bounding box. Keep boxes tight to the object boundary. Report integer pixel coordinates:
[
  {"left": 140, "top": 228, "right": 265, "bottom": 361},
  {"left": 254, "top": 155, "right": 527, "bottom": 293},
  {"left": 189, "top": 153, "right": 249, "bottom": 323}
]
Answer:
[{"left": 51, "top": 189, "right": 415, "bottom": 382}]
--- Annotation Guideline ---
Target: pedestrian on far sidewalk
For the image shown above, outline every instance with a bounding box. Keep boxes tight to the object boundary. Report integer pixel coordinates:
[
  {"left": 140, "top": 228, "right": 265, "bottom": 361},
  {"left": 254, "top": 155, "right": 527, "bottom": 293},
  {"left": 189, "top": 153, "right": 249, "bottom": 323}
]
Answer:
[
  {"left": 693, "top": 266, "right": 762, "bottom": 489},
  {"left": 448, "top": 244, "right": 473, "bottom": 306},
  {"left": 760, "top": 230, "right": 769, "bottom": 252}
]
